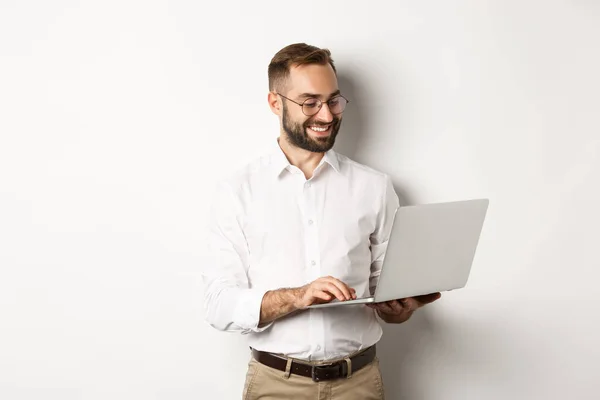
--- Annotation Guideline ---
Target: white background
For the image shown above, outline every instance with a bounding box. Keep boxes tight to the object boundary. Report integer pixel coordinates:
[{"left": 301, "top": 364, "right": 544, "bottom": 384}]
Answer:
[{"left": 1, "top": 1, "right": 599, "bottom": 399}]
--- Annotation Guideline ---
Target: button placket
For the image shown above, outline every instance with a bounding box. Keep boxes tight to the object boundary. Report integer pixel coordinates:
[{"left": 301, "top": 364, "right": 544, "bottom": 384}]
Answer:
[
  {"left": 302, "top": 178, "right": 325, "bottom": 359},
  {"left": 302, "top": 184, "right": 319, "bottom": 276}
]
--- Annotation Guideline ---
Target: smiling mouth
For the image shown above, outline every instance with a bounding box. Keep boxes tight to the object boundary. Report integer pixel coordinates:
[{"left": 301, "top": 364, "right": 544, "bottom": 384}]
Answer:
[{"left": 307, "top": 125, "right": 331, "bottom": 134}]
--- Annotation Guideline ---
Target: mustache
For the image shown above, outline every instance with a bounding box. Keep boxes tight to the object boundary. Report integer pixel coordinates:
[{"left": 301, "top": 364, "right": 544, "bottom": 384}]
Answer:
[{"left": 304, "top": 117, "right": 340, "bottom": 128}]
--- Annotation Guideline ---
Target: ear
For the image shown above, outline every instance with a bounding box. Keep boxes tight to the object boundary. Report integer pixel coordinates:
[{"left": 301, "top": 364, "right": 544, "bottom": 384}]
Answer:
[{"left": 268, "top": 91, "right": 281, "bottom": 116}]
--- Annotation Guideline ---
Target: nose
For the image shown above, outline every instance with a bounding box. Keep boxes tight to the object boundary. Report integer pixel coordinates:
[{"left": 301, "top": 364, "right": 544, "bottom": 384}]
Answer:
[{"left": 314, "top": 102, "right": 334, "bottom": 123}]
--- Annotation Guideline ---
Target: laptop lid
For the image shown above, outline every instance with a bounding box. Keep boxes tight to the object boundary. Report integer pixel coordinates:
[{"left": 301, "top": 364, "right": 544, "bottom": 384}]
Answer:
[{"left": 372, "top": 198, "right": 489, "bottom": 303}]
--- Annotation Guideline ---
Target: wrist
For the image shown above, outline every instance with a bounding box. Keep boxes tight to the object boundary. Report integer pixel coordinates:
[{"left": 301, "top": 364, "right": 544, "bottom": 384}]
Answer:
[{"left": 291, "top": 286, "right": 306, "bottom": 310}]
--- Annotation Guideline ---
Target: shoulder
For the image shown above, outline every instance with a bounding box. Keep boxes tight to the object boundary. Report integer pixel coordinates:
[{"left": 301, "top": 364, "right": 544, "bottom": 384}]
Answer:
[
  {"left": 335, "top": 152, "right": 391, "bottom": 185},
  {"left": 334, "top": 151, "right": 399, "bottom": 208},
  {"left": 211, "top": 151, "right": 275, "bottom": 204},
  {"left": 221, "top": 155, "right": 268, "bottom": 186}
]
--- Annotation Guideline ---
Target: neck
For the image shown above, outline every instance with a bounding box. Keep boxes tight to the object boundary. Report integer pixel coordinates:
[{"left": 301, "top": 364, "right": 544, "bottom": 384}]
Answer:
[{"left": 278, "top": 135, "right": 325, "bottom": 180}]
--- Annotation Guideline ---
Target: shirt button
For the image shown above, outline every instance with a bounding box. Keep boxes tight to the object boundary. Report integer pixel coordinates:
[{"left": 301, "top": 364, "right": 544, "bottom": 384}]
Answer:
[
  {"left": 308, "top": 219, "right": 313, "bottom": 225},
  {"left": 316, "top": 345, "right": 321, "bottom": 350},
  {"left": 306, "top": 182, "right": 311, "bottom": 188},
  {"left": 311, "top": 260, "right": 316, "bottom": 266}
]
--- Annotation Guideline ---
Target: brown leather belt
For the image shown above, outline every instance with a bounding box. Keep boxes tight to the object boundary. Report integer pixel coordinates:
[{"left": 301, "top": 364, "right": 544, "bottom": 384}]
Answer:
[{"left": 251, "top": 345, "right": 376, "bottom": 382}]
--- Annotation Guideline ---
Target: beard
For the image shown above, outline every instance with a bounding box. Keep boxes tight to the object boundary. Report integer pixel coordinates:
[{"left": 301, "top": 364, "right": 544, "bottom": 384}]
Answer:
[{"left": 282, "top": 102, "right": 342, "bottom": 153}]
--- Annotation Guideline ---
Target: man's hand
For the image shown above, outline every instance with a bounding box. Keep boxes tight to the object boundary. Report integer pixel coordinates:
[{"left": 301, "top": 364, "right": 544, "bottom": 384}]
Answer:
[
  {"left": 295, "top": 276, "right": 356, "bottom": 309},
  {"left": 367, "top": 292, "right": 441, "bottom": 324},
  {"left": 259, "top": 276, "right": 355, "bottom": 326}
]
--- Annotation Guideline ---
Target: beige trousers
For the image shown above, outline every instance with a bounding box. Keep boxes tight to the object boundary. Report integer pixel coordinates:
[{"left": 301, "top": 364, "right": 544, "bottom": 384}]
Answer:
[{"left": 242, "top": 356, "right": 385, "bottom": 400}]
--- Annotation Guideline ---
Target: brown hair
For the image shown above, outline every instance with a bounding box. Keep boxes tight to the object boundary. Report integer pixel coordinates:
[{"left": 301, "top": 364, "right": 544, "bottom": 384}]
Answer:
[{"left": 268, "top": 43, "right": 337, "bottom": 92}]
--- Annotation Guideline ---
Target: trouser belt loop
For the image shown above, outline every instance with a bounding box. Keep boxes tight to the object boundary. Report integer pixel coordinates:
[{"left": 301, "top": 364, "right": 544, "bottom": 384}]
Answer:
[
  {"left": 344, "top": 357, "right": 353, "bottom": 379},
  {"left": 283, "top": 358, "right": 292, "bottom": 379}
]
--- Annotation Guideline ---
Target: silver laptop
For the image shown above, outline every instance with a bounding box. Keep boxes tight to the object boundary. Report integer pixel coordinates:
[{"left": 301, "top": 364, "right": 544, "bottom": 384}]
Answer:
[{"left": 308, "top": 198, "right": 489, "bottom": 308}]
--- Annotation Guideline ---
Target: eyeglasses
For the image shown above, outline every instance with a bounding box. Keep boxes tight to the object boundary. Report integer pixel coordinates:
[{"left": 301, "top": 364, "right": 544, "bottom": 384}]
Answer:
[{"left": 276, "top": 92, "right": 349, "bottom": 116}]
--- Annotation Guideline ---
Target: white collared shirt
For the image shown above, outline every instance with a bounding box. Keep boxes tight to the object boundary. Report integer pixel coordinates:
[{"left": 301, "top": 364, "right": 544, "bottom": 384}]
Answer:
[{"left": 202, "top": 140, "right": 399, "bottom": 361}]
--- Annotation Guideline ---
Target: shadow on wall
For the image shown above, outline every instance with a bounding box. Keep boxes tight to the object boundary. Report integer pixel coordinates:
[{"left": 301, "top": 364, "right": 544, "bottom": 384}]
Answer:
[
  {"left": 335, "top": 70, "right": 442, "bottom": 399},
  {"left": 335, "top": 72, "right": 415, "bottom": 206},
  {"left": 333, "top": 73, "right": 365, "bottom": 161}
]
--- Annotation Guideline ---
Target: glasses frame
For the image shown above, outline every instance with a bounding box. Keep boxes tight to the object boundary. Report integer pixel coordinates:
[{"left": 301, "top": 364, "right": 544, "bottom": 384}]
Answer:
[{"left": 275, "top": 92, "right": 349, "bottom": 116}]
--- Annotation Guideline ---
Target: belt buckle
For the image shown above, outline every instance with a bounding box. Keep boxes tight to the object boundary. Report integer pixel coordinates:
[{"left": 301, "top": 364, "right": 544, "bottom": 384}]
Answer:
[{"left": 311, "top": 363, "right": 343, "bottom": 382}]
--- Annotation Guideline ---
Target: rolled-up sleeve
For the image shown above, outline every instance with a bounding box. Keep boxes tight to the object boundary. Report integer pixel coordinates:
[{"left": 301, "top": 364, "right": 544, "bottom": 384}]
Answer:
[
  {"left": 369, "top": 174, "right": 400, "bottom": 294},
  {"left": 201, "top": 181, "right": 272, "bottom": 334}
]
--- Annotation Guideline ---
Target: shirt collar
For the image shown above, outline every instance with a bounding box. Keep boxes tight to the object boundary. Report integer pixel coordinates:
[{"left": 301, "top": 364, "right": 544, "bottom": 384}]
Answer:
[
  {"left": 271, "top": 139, "right": 291, "bottom": 177},
  {"left": 270, "top": 138, "right": 341, "bottom": 178},
  {"left": 322, "top": 148, "right": 340, "bottom": 174}
]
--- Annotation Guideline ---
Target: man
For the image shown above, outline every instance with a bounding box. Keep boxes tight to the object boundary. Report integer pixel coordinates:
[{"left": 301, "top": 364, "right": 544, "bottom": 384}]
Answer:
[{"left": 202, "top": 43, "right": 441, "bottom": 399}]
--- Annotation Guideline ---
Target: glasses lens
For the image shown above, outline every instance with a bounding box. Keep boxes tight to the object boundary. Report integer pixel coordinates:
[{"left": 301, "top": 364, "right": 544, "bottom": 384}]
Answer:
[
  {"left": 328, "top": 96, "right": 347, "bottom": 114},
  {"left": 302, "top": 99, "right": 322, "bottom": 116}
]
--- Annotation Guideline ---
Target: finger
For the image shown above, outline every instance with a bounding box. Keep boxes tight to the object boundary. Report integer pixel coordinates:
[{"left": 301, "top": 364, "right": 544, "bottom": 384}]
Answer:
[
  {"left": 421, "top": 292, "right": 441, "bottom": 301},
  {"left": 387, "top": 300, "right": 405, "bottom": 315},
  {"left": 400, "top": 298, "right": 417, "bottom": 312},
  {"left": 324, "top": 277, "right": 353, "bottom": 300},
  {"left": 313, "top": 279, "right": 342, "bottom": 296},
  {"left": 322, "top": 276, "right": 356, "bottom": 300},
  {"left": 376, "top": 302, "right": 395, "bottom": 314},
  {"left": 304, "top": 289, "right": 332, "bottom": 306},
  {"left": 331, "top": 279, "right": 354, "bottom": 301},
  {"left": 414, "top": 293, "right": 441, "bottom": 306},
  {"left": 320, "top": 282, "right": 346, "bottom": 301},
  {"left": 312, "top": 291, "right": 332, "bottom": 302}
]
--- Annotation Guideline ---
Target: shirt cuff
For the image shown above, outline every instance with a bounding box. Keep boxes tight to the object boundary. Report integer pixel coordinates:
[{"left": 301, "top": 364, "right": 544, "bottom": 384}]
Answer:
[{"left": 233, "top": 289, "right": 273, "bottom": 334}]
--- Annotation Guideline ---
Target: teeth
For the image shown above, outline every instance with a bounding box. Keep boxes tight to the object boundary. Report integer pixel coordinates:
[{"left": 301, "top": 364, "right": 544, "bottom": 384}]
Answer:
[{"left": 309, "top": 126, "right": 329, "bottom": 132}]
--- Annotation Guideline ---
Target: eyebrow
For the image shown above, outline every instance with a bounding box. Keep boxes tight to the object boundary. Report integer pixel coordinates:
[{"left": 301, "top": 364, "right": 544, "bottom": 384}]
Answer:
[{"left": 297, "top": 90, "right": 341, "bottom": 99}]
